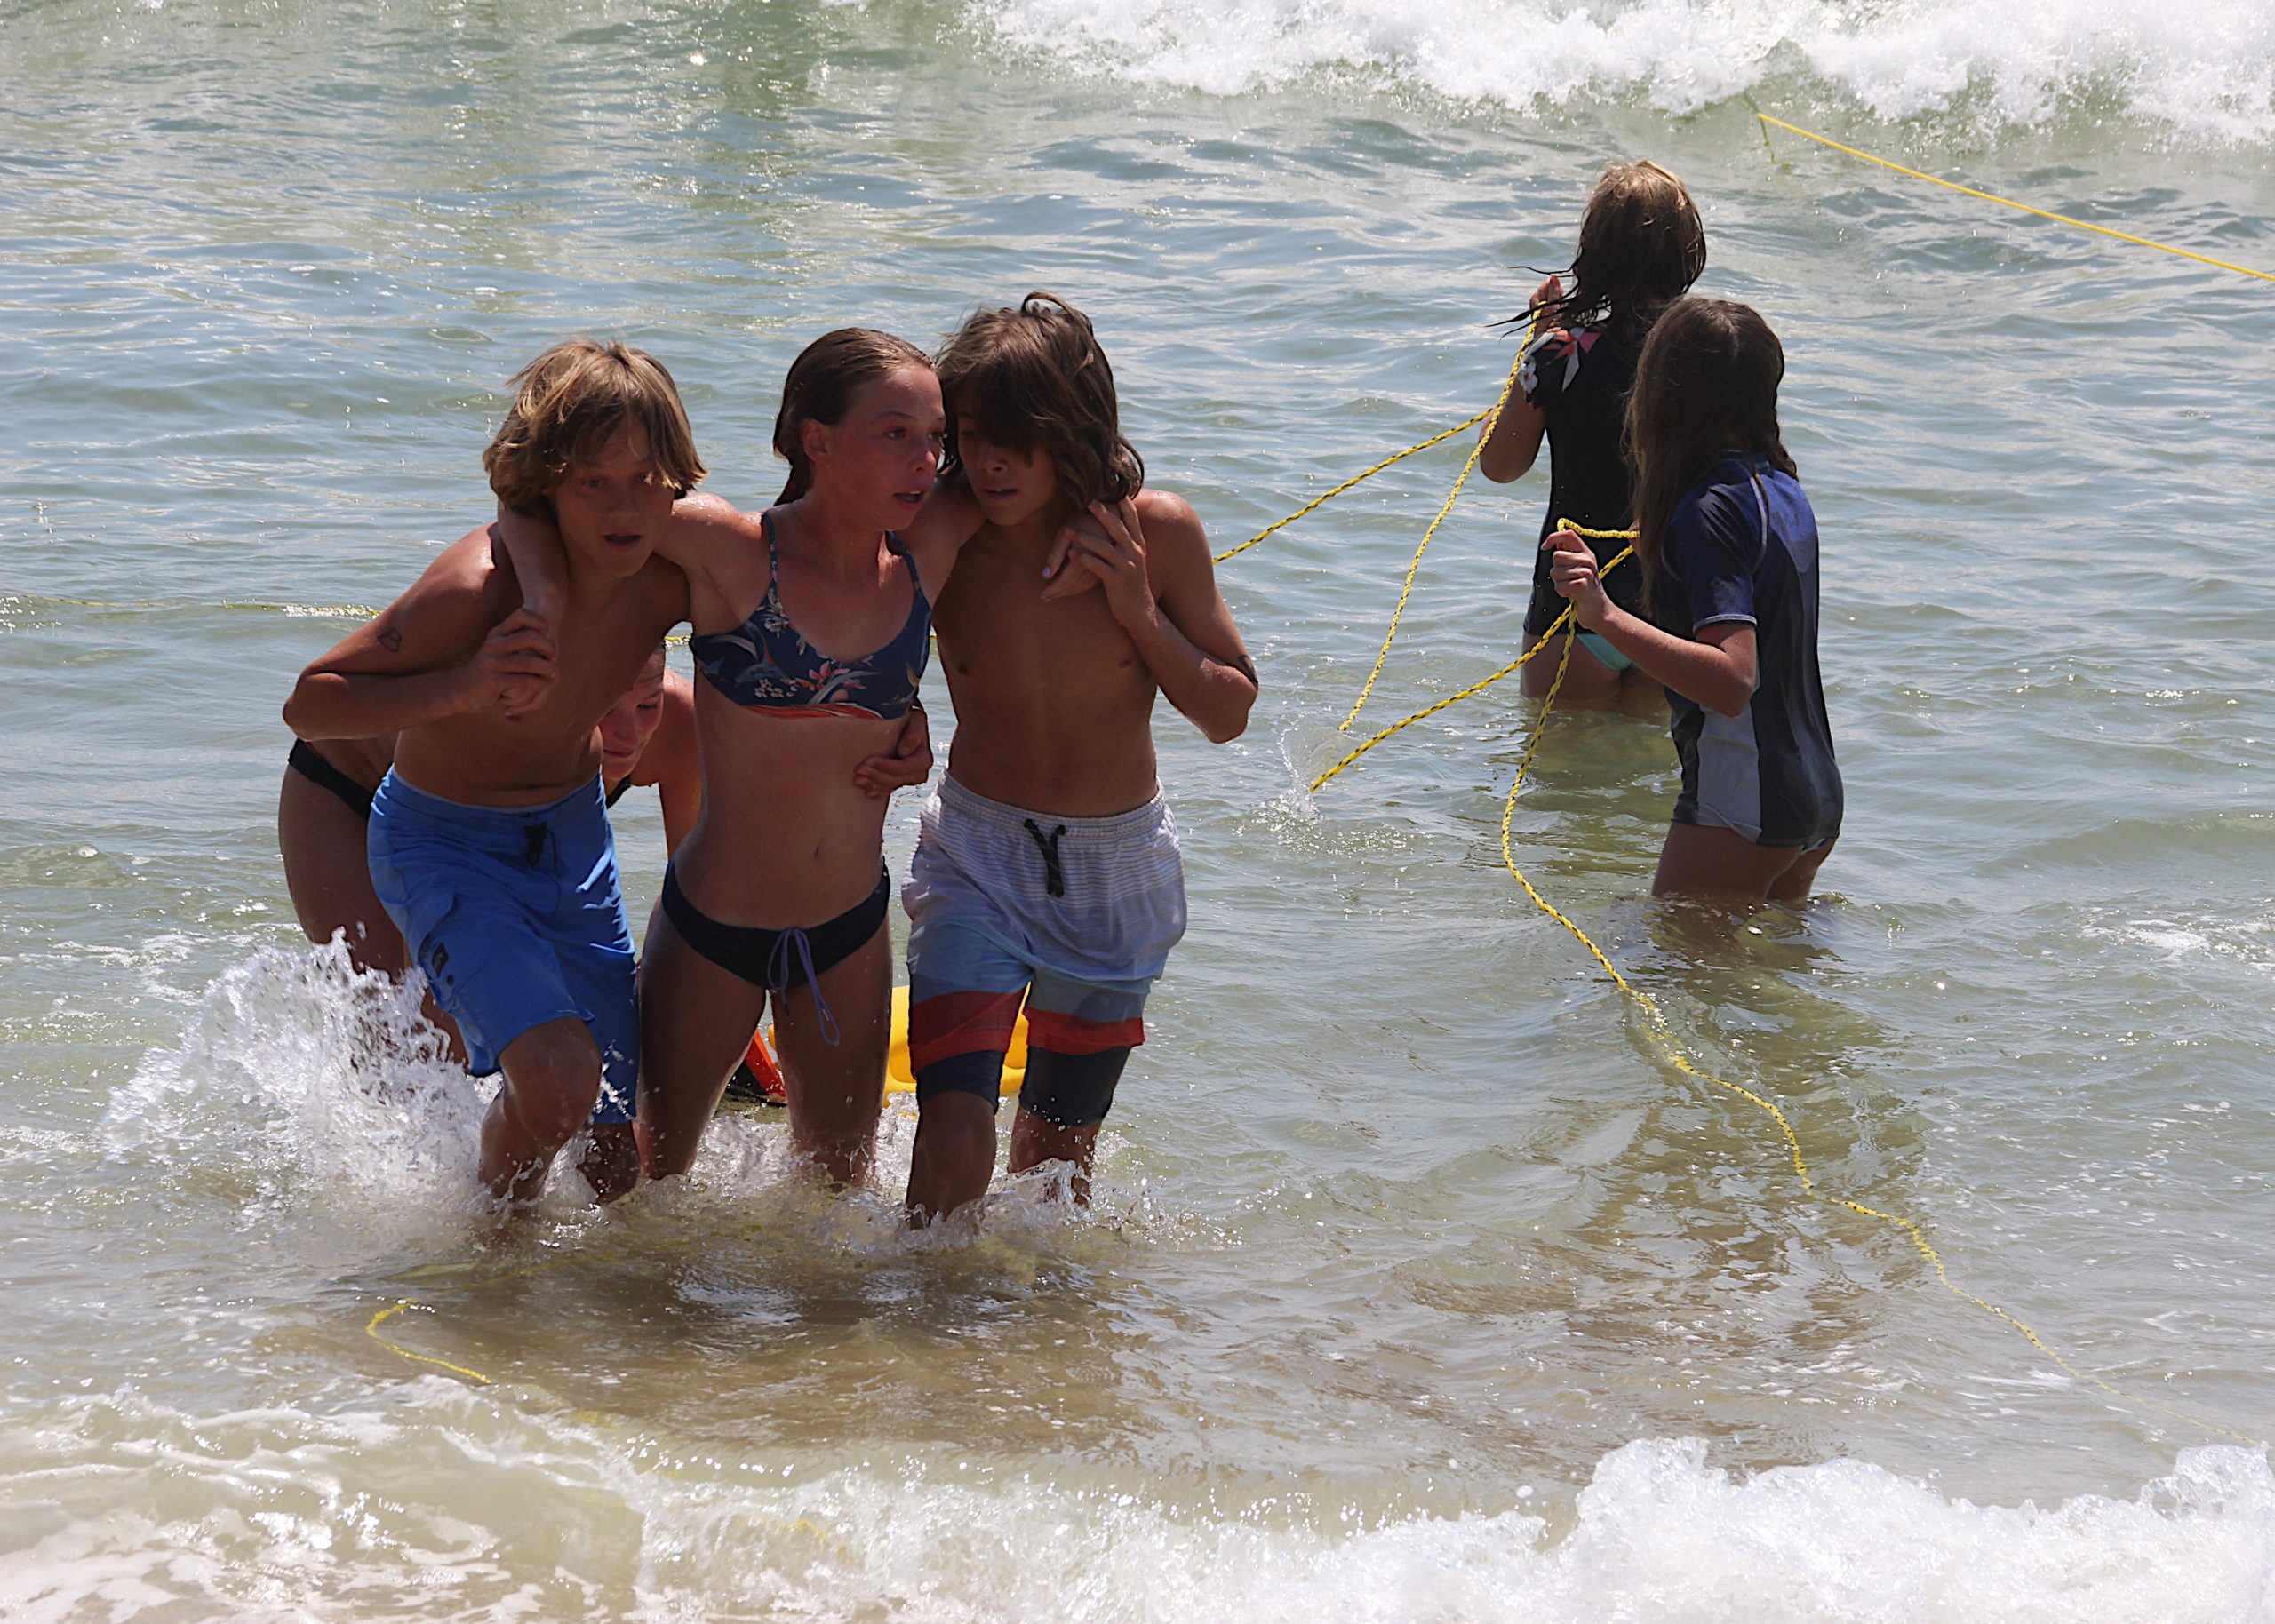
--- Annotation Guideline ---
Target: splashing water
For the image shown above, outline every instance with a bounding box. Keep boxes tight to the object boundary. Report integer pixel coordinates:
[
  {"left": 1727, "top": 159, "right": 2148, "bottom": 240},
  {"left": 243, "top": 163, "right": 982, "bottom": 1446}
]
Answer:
[
  {"left": 103, "top": 938, "right": 494, "bottom": 1225},
  {"left": 2, "top": 1389, "right": 2271, "bottom": 1623}
]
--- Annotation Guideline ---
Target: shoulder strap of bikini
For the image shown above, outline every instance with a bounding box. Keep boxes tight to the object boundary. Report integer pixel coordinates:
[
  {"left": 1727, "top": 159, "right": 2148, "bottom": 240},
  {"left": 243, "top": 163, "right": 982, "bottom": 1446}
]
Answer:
[
  {"left": 759, "top": 508, "right": 786, "bottom": 610},
  {"left": 884, "top": 530, "right": 926, "bottom": 603}
]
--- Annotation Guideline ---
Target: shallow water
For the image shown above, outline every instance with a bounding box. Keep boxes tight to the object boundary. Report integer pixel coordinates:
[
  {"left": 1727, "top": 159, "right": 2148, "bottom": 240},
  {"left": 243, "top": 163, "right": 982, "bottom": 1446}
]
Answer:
[{"left": 4, "top": 0, "right": 2274, "bottom": 1617}]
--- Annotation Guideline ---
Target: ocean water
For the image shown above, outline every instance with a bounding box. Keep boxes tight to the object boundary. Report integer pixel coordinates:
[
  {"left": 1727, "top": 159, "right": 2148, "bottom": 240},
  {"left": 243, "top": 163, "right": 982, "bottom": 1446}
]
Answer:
[{"left": 4, "top": 0, "right": 2274, "bottom": 1617}]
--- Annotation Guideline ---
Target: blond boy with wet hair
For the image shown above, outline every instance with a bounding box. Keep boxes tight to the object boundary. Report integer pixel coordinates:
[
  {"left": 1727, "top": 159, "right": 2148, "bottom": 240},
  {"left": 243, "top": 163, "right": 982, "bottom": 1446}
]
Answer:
[{"left": 285, "top": 338, "right": 698, "bottom": 1208}]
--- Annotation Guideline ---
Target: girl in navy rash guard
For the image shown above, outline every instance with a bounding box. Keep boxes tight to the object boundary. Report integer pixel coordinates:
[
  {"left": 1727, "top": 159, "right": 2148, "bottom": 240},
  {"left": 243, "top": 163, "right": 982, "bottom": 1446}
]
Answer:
[{"left": 1544, "top": 298, "right": 1841, "bottom": 904}]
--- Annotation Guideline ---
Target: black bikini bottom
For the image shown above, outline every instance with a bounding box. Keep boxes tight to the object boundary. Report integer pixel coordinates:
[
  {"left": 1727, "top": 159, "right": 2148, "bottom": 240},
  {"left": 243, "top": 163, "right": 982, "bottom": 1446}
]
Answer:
[
  {"left": 659, "top": 863, "right": 890, "bottom": 994},
  {"left": 287, "top": 739, "right": 376, "bottom": 821}
]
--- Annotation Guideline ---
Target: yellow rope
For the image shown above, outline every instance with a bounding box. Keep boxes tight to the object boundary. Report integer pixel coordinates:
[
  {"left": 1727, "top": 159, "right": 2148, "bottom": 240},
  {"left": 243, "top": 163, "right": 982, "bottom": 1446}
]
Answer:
[
  {"left": 1213, "top": 411, "right": 1490, "bottom": 565},
  {"left": 1299, "top": 506, "right": 2256, "bottom": 1443},
  {"left": 362, "top": 1221, "right": 661, "bottom": 1387},
  {"left": 1310, "top": 630, "right": 1551, "bottom": 793},
  {"left": 1489, "top": 585, "right": 2262, "bottom": 1448},
  {"left": 1310, "top": 527, "right": 1634, "bottom": 793},
  {"left": 366, "top": 1299, "right": 496, "bottom": 1384},
  {"left": 331, "top": 147, "right": 2265, "bottom": 1431},
  {"left": 1337, "top": 331, "right": 1534, "bottom": 731},
  {"left": 1757, "top": 114, "right": 2275, "bottom": 286}
]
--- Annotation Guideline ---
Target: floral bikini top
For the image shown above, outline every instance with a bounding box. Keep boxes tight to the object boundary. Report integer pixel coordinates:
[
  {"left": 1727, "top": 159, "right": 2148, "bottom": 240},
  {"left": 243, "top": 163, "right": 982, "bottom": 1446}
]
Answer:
[{"left": 688, "top": 511, "right": 930, "bottom": 720}]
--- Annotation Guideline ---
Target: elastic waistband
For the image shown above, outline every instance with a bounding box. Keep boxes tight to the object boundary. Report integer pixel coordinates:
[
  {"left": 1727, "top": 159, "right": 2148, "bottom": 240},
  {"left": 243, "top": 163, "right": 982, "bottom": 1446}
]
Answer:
[
  {"left": 663, "top": 859, "right": 890, "bottom": 937},
  {"left": 373, "top": 769, "right": 607, "bottom": 835},
  {"left": 934, "top": 774, "right": 1167, "bottom": 842}
]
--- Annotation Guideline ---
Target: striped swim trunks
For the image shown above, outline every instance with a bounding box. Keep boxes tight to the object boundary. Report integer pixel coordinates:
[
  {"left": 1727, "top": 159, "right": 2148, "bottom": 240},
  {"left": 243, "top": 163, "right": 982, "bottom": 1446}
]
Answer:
[{"left": 901, "top": 774, "right": 1185, "bottom": 1077}]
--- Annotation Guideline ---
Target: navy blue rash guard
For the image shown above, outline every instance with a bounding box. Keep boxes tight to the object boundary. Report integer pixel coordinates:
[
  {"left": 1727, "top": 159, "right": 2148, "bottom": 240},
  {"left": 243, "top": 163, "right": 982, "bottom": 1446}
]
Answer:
[
  {"left": 1519, "top": 320, "right": 1649, "bottom": 640},
  {"left": 1654, "top": 453, "right": 1842, "bottom": 849}
]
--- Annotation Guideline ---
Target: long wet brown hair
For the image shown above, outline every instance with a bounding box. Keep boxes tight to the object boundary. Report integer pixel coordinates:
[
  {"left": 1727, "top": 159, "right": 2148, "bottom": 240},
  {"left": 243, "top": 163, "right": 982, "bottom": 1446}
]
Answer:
[
  {"left": 771, "top": 327, "right": 933, "bottom": 503},
  {"left": 1511, "top": 160, "right": 1707, "bottom": 341},
  {"left": 1624, "top": 297, "right": 1798, "bottom": 612},
  {"left": 935, "top": 291, "right": 1144, "bottom": 511}
]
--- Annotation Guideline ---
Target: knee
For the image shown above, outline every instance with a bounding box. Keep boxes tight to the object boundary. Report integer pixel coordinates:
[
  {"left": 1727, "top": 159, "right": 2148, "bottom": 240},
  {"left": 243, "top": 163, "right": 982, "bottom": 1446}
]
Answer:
[
  {"left": 914, "top": 1086, "right": 999, "bottom": 1163},
  {"left": 521, "top": 1074, "right": 602, "bottom": 1145},
  {"left": 913, "top": 1056, "right": 1006, "bottom": 1192},
  {"left": 505, "top": 1026, "right": 603, "bottom": 1141},
  {"left": 907, "top": 1087, "right": 998, "bottom": 1222}
]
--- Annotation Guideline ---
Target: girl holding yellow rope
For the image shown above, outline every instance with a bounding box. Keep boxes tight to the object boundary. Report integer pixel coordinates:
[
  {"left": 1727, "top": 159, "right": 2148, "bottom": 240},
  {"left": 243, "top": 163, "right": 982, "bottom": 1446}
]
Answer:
[
  {"left": 1479, "top": 160, "right": 1706, "bottom": 706},
  {"left": 1545, "top": 298, "right": 1841, "bottom": 904}
]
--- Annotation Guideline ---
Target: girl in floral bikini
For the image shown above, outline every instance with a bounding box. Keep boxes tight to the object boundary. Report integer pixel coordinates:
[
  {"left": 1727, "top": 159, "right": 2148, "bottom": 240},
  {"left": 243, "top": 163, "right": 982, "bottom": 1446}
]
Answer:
[
  {"left": 1478, "top": 160, "right": 1708, "bottom": 705},
  {"left": 505, "top": 330, "right": 980, "bottom": 1186}
]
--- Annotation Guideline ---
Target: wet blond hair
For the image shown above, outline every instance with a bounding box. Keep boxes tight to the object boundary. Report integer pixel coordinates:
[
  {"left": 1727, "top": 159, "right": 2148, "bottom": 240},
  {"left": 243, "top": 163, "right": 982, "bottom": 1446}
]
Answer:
[
  {"left": 935, "top": 292, "right": 1143, "bottom": 512},
  {"left": 483, "top": 338, "right": 706, "bottom": 513}
]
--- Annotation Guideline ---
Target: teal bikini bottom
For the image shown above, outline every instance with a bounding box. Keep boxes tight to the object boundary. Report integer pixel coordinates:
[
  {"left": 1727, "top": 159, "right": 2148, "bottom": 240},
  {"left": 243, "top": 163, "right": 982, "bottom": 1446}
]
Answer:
[{"left": 1576, "top": 632, "right": 1633, "bottom": 673}]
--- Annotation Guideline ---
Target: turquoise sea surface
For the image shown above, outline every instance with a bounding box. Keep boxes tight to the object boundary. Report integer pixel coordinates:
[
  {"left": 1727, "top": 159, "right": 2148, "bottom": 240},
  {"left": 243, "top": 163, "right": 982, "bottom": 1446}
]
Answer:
[{"left": 4, "top": 0, "right": 2273, "bottom": 1616}]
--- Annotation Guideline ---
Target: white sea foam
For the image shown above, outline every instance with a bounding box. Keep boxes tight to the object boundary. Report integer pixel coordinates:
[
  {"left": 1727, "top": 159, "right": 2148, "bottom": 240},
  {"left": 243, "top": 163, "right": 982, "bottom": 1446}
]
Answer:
[
  {"left": 69, "top": 952, "right": 2275, "bottom": 1619},
  {"left": 967, "top": 0, "right": 2275, "bottom": 143},
  {"left": 3, "top": 1389, "right": 2271, "bottom": 1622}
]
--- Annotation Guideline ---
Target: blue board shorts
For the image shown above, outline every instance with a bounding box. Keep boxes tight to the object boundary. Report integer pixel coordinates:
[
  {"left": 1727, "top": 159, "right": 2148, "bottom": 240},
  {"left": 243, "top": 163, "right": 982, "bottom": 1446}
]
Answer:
[{"left": 366, "top": 770, "right": 638, "bottom": 1123}]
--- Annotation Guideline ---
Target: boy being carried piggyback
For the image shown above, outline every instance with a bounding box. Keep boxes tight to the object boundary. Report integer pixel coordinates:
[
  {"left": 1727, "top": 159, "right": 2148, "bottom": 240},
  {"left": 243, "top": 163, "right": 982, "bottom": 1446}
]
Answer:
[{"left": 904, "top": 293, "right": 1257, "bottom": 1223}]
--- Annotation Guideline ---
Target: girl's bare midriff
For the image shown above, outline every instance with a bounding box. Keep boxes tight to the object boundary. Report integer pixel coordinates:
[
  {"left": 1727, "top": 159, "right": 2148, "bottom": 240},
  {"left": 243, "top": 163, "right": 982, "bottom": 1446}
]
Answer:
[{"left": 672, "top": 685, "right": 900, "bottom": 927}]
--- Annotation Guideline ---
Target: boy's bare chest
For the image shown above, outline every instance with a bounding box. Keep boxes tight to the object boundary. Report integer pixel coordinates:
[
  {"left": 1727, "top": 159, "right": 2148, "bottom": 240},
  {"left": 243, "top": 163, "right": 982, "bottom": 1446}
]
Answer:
[
  {"left": 561, "top": 593, "right": 678, "bottom": 720},
  {"left": 493, "top": 584, "right": 677, "bottom": 747},
  {"left": 935, "top": 563, "right": 1145, "bottom": 697}
]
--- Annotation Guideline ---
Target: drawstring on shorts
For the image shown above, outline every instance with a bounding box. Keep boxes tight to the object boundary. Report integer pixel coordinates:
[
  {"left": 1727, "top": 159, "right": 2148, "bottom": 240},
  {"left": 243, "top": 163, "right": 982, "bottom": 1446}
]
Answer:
[{"left": 1023, "top": 818, "right": 1068, "bottom": 898}]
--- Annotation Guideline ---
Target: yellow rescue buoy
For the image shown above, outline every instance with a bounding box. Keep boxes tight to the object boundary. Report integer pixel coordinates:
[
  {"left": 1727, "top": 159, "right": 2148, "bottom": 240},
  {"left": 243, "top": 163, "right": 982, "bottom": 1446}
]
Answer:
[{"left": 748, "top": 985, "right": 1028, "bottom": 1098}]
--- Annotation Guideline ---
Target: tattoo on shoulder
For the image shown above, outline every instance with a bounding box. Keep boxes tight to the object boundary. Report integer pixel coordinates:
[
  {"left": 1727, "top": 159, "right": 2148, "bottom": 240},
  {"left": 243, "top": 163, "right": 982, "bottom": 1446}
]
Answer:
[{"left": 377, "top": 627, "right": 403, "bottom": 653}]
